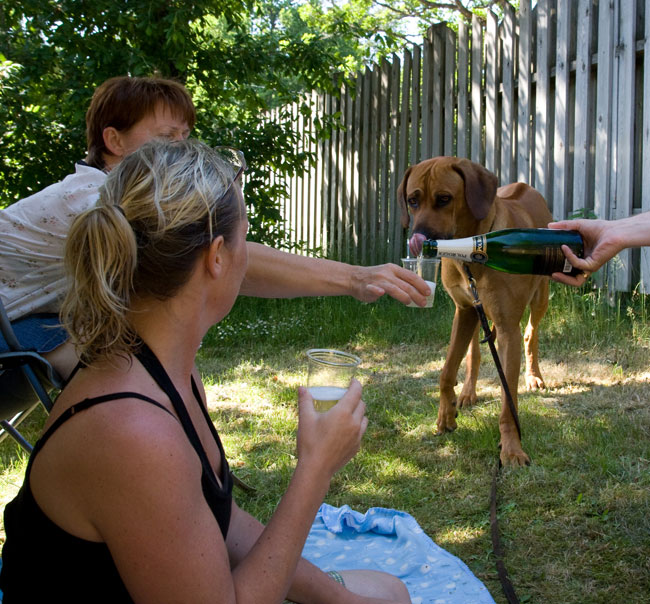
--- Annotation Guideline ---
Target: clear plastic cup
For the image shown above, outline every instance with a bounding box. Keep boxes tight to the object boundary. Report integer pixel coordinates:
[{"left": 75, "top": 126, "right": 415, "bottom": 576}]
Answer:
[
  {"left": 401, "top": 257, "right": 440, "bottom": 308},
  {"left": 306, "top": 348, "right": 361, "bottom": 412}
]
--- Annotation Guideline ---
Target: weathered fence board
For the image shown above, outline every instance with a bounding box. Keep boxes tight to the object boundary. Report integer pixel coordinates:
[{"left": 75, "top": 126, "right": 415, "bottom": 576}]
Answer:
[
  {"left": 517, "top": 0, "right": 532, "bottom": 183},
  {"left": 273, "top": 0, "right": 648, "bottom": 293},
  {"left": 470, "top": 15, "right": 483, "bottom": 164},
  {"left": 643, "top": 1, "right": 650, "bottom": 293}
]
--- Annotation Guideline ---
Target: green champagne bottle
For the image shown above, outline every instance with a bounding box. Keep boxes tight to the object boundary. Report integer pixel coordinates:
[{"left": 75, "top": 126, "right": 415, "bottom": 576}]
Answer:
[{"left": 420, "top": 228, "right": 584, "bottom": 276}]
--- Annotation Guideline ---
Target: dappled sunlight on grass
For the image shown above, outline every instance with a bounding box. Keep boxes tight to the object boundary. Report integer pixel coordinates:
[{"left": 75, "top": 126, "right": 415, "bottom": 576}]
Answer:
[
  {"left": 0, "top": 456, "right": 29, "bottom": 546},
  {"left": 1, "top": 293, "right": 649, "bottom": 601}
]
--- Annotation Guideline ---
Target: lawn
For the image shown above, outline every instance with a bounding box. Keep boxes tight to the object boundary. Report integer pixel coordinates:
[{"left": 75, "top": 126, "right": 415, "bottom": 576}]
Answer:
[{"left": 1, "top": 281, "right": 649, "bottom": 603}]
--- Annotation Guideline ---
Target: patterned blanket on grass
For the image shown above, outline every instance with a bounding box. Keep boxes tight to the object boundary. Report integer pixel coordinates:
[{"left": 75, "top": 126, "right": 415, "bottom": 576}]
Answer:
[{"left": 302, "top": 503, "right": 496, "bottom": 604}]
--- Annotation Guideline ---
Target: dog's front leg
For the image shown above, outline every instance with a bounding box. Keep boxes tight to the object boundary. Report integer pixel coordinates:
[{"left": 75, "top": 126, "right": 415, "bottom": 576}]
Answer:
[
  {"left": 437, "top": 305, "right": 478, "bottom": 434},
  {"left": 495, "top": 325, "right": 530, "bottom": 466},
  {"left": 458, "top": 323, "right": 480, "bottom": 407}
]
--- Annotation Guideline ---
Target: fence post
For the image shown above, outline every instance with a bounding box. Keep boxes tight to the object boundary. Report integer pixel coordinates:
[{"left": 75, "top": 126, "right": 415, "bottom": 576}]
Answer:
[
  {"left": 470, "top": 14, "right": 483, "bottom": 164},
  {"left": 552, "top": 0, "right": 571, "bottom": 220},
  {"left": 534, "top": 0, "right": 550, "bottom": 200},
  {"left": 485, "top": 11, "right": 498, "bottom": 174},
  {"left": 432, "top": 25, "right": 445, "bottom": 157},
  {"left": 351, "top": 74, "right": 362, "bottom": 264},
  {"left": 611, "top": 0, "right": 636, "bottom": 293},
  {"left": 340, "top": 83, "right": 351, "bottom": 262},
  {"left": 517, "top": 0, "right": 532, "bottom": 183},
  {"left": 642, "top": 0, "right": 650, "bottom": 293},
  {"left": 410, "top": 44, "right": 422, "bottom": 165},
  {"left": 457, "top": 21, "right": 469, "bottom": 160},
  {"left": 389, "top": 54, "right": 402, "bottom": 262},
  {"left": 501, "top": 3, "right": 515, "bottom": 185},
  {"left": 359, "top": 68, "right": 371, "bottom": 265},
  {"left": 379, "top": 60, "right": 391, "bottom": 262},
  {"left": 444, "top": 26, "right": 456, "bottom": 156},
  {"left": 421, "top": 27, "right": 434, "bottom": 160},
  {"left": 572, "top": 0, "right": 595, "bottom": 215}
]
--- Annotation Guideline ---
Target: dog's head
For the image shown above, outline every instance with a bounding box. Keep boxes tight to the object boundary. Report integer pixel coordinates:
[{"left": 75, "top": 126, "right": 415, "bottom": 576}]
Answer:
[{"left": 397, "top": 157, "right": 498, "bottom": 255}]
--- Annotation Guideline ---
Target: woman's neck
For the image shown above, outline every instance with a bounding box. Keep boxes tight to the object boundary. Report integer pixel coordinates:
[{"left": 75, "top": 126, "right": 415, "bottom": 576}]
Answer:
[{"left": 128, "top": 296, "right": 206, "bottom": 385}]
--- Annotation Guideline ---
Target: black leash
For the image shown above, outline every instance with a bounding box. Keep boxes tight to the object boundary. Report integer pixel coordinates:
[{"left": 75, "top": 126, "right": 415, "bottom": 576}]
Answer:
[{"left": 462, "top": 264, "right": 521, "bottom": 604}]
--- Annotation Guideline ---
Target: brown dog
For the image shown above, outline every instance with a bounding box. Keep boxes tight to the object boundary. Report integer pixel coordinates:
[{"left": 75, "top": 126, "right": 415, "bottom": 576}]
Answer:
[{"left": 398, "top": 156, "right": 552, "bottom": 466}]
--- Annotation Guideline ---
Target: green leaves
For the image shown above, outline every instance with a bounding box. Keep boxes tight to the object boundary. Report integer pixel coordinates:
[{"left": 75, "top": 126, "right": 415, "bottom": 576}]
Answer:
[{"left": 0, "top": 0, "right": 508, "bottom": 237}]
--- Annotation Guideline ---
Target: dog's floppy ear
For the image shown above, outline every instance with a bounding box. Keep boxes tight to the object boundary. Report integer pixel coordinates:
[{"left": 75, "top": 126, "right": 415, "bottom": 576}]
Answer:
[
  {"left": 397, "top": 166, "right": 413, "bottom": 228},
  {"left": 452, "top": 159, "right": 498, "bottom": 221}
]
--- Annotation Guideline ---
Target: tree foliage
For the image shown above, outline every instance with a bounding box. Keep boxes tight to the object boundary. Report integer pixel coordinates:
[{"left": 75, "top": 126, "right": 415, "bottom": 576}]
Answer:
[
  {"left": 0, "top": 0, "right": 369, "bottom": 246},
  {"left": 0, "top": 0, "right": 514, "bottom": 246}
]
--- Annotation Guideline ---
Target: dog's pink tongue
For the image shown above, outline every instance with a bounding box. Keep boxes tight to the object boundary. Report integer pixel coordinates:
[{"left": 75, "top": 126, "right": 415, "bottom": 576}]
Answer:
[{"left": 409, "top": 233, "right": 427, "bottom": 256}]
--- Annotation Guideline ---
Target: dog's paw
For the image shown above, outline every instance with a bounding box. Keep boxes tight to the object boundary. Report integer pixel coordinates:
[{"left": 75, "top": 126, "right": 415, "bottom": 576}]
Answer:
[
  {"left": 435, "top": 413, "right": 457, "bottom": 435},
  {"left": 457, "top": 389, "right": 478, "bottom": 408},
  {"left": 434, "top": 425, "right": 457, "bottom": 436},
  {"left": 500, "top": 447, "right": 531, "bottom": 467},
  {"left": 525, "top": 374, "right": 545, "bottom": 391}
]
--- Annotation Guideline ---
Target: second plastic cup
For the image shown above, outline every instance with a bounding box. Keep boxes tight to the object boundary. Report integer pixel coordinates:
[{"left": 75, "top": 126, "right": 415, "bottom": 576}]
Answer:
[{"left": 401, "top": 257, "right": 440, "bottom": 308}]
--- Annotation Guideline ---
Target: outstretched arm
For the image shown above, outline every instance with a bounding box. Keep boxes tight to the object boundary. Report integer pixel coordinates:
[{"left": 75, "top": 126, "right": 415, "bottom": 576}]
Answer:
[
  {"left": 548, "top": 212, "right": 650, "bottom": 286},
  {"left": 241, "top": 242, "right": 430, "bottom": 306}
]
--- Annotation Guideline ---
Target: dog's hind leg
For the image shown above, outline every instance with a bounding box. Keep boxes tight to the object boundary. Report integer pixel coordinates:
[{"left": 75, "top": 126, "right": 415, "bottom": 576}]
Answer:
[
  {"left": 524, "top": 278, "right": 548, "bottom": 391},
  {"left": 458, "top": 323, "right": 480, "bottom": 408},
  {"left": 437, "top": 306, "right": 479, "bottom": 434}
]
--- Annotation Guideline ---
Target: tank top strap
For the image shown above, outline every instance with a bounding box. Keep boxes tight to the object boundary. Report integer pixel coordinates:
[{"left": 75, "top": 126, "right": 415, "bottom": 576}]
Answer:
[
  {"left": 134, "top": 341, "right": 213, "bottom": 469},
  {"left": 28, "top": 392, "right": 173, "bottom": 471}
]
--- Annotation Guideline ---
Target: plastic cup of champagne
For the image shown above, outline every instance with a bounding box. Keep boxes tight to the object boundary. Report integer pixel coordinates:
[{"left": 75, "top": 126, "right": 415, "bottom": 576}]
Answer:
[
  {"left": 306, "top": 348, "right": 362, "bottom": 412},
  {"left": 401, "top": 257, "right": 440, "bottom": 308}
]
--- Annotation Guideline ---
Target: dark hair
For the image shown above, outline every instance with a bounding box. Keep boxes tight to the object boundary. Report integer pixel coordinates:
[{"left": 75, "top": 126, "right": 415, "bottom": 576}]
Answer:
[
  {"left": 85, "top": 76, "right": 196, "bottom": 170},
  {"left": 62, "top": 139, "right": 243, "bottom": 364}
]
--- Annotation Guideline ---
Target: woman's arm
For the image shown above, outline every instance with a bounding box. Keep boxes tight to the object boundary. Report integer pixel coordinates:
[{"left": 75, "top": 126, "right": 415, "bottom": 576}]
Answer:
[
  {"left": 226, "top": 503, "right": 409, "bottom": 604},
  {"left": 241, "top": 242, "right": 430, "bottom": 306}
]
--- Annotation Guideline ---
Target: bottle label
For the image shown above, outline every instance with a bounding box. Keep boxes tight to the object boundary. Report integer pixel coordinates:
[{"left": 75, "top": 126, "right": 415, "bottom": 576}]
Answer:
[{"left": 435, "top": 236, "right": 488, "bottom": 263}]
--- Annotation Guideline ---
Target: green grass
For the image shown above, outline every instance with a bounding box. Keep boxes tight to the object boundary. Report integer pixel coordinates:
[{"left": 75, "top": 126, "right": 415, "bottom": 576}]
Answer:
[{"left": 2, "top": 282, "right": 649, "bottom": 603}]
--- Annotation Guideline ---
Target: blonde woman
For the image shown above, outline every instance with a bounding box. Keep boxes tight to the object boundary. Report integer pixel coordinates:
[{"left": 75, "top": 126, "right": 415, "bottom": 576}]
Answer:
[{"left": 0, "top": 139, "right": 410, "bottom": 604}]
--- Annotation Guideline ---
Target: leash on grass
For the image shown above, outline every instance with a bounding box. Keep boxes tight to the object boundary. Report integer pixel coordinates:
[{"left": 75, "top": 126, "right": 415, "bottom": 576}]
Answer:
[{"left": 463, "top": 264, "right": 521, "bottom": 604}]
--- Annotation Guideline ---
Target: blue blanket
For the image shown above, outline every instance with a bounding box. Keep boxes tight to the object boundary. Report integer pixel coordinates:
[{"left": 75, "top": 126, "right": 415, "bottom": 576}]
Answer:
[{"left": 303, "top": 504, "right": 496, "bottom": 604}]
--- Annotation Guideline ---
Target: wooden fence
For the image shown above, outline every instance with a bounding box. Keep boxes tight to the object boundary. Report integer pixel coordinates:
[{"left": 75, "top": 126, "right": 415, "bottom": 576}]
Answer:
[{"left": 269, "top": 0, "right": 650, "bottom": 294}]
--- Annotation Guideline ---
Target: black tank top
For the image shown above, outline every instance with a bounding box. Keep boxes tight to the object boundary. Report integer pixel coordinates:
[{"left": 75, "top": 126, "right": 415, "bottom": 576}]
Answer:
[{"left": 0, "top": 342, "right": 233, "bottom": 603}]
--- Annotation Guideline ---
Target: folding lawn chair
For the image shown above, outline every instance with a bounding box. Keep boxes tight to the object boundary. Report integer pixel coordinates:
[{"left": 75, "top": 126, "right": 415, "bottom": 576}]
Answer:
[{"left": 0, "top": 299, "right": 62, "bottom": 453}]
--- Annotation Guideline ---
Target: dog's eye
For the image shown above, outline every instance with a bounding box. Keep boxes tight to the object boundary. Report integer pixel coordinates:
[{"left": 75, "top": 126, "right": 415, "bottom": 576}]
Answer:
[
  {"left": 407, "top": 197, "right": 419, "bottom": 209},
  {"left": 436, "top": 194, "right": 453, "bottom": 207}
]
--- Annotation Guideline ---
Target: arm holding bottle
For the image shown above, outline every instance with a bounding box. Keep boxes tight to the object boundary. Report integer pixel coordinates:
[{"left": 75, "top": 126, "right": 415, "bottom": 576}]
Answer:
[
  {"left": 548, "top": 211, "right": 650, "bottom": 286},
  {"left": 241, "top": 242, "right": 430, "bottom": 306}
]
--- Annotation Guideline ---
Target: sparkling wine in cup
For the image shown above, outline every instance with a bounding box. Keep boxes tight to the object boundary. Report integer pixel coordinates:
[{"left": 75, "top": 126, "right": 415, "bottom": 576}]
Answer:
[
  {"left": 306, "top": 348, "right": 361, "bottom": 412},
  {"left": 401, "top": 257, "right": 440, "bottom": 308}
]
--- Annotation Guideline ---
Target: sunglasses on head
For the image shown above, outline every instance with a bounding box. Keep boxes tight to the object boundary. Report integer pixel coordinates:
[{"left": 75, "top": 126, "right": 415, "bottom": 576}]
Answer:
[{"left": 213, "top": 146, "right": 247, "bottom": 202}]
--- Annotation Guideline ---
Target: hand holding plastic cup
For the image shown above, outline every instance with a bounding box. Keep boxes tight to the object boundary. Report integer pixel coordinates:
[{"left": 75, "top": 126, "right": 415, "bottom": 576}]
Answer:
[
  {"left": 401, "top": 257, "right": 440, "bottom": 307},
  {"left": 306, "top": 348, "right": 362, "bottom": 412}
]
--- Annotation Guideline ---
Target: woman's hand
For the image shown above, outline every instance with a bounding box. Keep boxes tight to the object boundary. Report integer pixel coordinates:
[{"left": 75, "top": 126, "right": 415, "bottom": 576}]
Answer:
[
  {"left": 548, "top": 218, "right": 624, "bottom": 286},
  {"left": 349, "top": 263, "right": 430, "bottom": 306},
  {"left": 296, "top": 379, "right": 368, "bottom": 477}
]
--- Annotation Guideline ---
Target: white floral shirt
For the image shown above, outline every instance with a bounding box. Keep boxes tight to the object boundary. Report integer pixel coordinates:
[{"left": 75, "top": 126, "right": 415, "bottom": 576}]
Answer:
[{"left": 0, "top": 163, "right": 106, "bottom": 321}]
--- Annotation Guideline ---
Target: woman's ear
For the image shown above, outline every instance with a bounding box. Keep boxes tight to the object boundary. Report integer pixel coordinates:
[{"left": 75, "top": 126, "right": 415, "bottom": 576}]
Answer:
[
  {"left": 206, "top": 236, "right": 226, "bottom": 280},
  {"left": 103, "top": 127, "right": 125, "bottom": 158}
]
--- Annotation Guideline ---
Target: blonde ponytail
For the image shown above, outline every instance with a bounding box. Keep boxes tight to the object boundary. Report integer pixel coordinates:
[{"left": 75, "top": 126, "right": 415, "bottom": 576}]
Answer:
[{"left": 61, "top": 204, "right": 138, "bottom": 364}]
